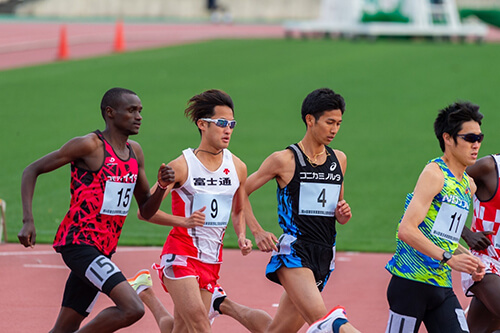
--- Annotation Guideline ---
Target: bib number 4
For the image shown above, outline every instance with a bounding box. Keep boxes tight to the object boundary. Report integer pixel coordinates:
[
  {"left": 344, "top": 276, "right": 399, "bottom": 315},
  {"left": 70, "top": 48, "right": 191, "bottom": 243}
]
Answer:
[{"left": 299, "top": 183, "right": 340, "bottom": 217}]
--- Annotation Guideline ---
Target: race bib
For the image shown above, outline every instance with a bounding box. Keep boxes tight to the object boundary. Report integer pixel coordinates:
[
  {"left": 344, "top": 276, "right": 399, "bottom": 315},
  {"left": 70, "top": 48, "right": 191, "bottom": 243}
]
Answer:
[
  {"left": 100, "top": 181, "right": 136, "bottom": 216},
  {"left": 299, "top": 183, "right": 340, "bottom": 216},
  {"left": 431, "top": 202, "right": 469, "bottom": 243},
  {"left": 192, "top": 193, "right": 232, "bottom": 227}
]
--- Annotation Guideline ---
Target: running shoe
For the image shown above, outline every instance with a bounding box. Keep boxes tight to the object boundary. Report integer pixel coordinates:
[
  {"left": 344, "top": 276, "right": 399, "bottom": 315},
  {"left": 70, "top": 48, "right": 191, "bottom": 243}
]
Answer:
[
  {"left": 127, "top": 269, "right": 152, "bottom": 294},
  {"left": 209, "top": 284, "right": 227, "bottom": 323},
  {"left": 306, "top": 306, "right": 348, "bottom": 333}
]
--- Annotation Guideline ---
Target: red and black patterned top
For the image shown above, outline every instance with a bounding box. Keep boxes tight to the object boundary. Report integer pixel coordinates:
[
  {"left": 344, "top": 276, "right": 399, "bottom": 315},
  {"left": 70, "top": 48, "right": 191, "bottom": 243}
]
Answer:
[{"left": 53, "top": 130, "right": 138, "bottom": 256}]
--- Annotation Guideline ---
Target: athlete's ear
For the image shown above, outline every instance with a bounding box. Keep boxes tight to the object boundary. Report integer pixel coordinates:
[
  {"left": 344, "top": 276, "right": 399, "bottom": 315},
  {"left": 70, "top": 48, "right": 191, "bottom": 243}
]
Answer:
[
  {"left": 305, "top": 114, "right": 315, "bottom": 128},
  {"left": 105, "top": 106, "right": 115, "bottom": 119},
  {"left": 197, "top": 118, "right": 207, "bottom": 131},
  {"left": 443, "top": 132, "right": 453, "bottom": 147}
]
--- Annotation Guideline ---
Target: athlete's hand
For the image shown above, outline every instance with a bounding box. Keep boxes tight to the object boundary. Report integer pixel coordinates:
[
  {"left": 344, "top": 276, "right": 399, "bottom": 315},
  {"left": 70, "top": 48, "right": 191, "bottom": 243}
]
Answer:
[
  {"left": 472, "top": 259, "right": 486, "bottom": 282},
  {"left": 463, "top": 231, "right": 493, "bottom": 251},
  {"left": 335, "top": 200, "right": 352, "bottom": 225},
  {"left": 184, "top": 207, "right": 206, "bottom": 228},
  {"left": 157, "top": 163, "right": 175, "bottom": 189},
  {"left": 253, "top": 229, "right": 278, "bottom": 252},
  {"left": 238, "top": 237, "right": 253, "bottom": 256},
  {"left": 448, "top": 253, "right": 481, "bottom": 274},
  {"left": 18, "top": 221, "right": 36, "bottom": 248}
]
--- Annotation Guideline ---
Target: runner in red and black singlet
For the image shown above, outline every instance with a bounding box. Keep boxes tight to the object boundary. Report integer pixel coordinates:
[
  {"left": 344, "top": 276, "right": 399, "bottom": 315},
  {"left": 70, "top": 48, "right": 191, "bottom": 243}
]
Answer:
[
  {"left": 54, "top": 130, "right": 139, "bottom": 256},
  {"left": 19, "top": 88, "right": 174, "bottom": 332}
]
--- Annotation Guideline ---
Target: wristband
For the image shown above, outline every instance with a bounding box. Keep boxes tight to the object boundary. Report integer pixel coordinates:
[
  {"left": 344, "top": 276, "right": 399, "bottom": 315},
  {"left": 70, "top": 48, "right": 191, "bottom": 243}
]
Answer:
[{"left": 157, "top": 181, "right": 168, "bottom": 190}]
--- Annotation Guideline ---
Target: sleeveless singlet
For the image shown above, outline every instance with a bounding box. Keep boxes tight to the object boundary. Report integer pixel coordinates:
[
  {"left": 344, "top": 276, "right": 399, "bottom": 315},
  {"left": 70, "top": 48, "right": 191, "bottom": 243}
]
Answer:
[
  {"left": 53, "top": 130, "right": 138, "bottom": 256},
  {"left": 161, "top": 148, "right": 240, "bottom": 263},
  {"left": 386, "top": 157, "right": 471, "bottom": 287},
  {"left": 471, "top": 154, "right": 500, "bottom": 261},
  {"left": 277, "top": 143, "right": 343, "bottom": 246}
]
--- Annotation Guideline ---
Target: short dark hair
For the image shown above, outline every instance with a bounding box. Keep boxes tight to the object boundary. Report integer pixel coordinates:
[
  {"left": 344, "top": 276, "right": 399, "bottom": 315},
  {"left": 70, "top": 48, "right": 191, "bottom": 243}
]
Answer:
[
  {"left": 301, "top": 88, "right": 345, "bottom": 125},
  {"left": 185, "top": 89, "right": 234, "bottom": 134},
  {"left": 434, "top": 101, "right": 483, "bottom": 152},
  {"left": 100, "top": 87, "right": 137, "bottom": 119}
]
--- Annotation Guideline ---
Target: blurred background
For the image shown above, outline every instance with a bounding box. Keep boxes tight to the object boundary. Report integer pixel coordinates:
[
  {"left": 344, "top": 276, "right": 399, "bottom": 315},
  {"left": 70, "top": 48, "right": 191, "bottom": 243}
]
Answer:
[{"left": 1, "top": 0, "right": 500, "bottom": 253}]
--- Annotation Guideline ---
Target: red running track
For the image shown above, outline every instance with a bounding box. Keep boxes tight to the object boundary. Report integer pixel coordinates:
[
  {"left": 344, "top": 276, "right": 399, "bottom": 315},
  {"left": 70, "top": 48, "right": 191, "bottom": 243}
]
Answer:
[
  {"left": 1, "top": 21, "right": 500, "bottom": 71},
  {"left": 0, "top": 21, "right": 285, "bottom": 70},
  {"left": 0, "top": 243, "right": 469, "bottom": 332}
]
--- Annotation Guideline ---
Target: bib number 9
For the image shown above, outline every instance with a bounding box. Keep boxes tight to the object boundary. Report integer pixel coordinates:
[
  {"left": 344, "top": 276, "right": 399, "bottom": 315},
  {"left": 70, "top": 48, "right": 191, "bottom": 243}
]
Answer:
[{"left": 192, "top": 193, "right": 232, "bottom": 227}]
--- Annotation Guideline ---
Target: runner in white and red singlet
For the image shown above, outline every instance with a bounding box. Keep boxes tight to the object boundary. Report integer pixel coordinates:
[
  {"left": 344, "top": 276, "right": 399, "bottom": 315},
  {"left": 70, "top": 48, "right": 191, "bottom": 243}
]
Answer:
[
  {"left": 135, "top": 89, "right": 272, "bottom": 333},
  {"left": 461, "top": 153, "right": 500, "bottom": 332}
]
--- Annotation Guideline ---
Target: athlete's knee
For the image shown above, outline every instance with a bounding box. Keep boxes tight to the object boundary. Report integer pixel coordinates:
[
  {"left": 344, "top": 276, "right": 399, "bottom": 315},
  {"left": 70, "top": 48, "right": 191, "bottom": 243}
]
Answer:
[{"left": 121, "top": 299, "right": 145, "bottom": 325}]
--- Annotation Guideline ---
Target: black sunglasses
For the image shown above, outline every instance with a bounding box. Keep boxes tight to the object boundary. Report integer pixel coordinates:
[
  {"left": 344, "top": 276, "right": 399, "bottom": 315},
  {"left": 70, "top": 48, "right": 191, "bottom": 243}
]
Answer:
[{"left": 457, "top": 133, "right": 484, "bottom": 143}]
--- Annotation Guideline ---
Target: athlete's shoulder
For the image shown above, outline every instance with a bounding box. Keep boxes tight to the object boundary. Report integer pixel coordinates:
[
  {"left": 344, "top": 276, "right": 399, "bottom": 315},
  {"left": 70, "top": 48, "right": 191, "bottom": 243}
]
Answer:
[
  {"left": 229, "top": 152, "right": 247, "bottom": 170},
  {"left": 332, "top": 149, "right": 346, "bottom": 162},
  {"left": 168, "top": 153, "right": 188, "bottom": 170},
  {"left": 272, "top": 148, "right": 295, "bottom": 162},
  {"left": 417, "top": 162, "right": 445, "bottom": 191},
  {"left": 64, "top": 132, "right": 102, "bottom": 156},
  {"left": 127, "top": 138, "right": 142, "bottom": 150}
]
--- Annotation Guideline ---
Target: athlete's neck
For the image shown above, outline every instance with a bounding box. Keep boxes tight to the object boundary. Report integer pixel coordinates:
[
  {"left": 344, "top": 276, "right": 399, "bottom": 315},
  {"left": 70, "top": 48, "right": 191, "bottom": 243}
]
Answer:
[
  {"left": 298, "top": 140, "right": 327, "bottom": 167},
  {"left": 441, "top": 155, "right": 466, "bottom": 182}
]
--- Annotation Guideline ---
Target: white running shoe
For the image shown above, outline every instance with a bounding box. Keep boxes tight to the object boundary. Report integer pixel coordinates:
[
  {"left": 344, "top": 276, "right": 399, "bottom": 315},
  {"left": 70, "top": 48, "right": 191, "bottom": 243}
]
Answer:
[
  {"left": 127, "top": 269, "right": 152, "bottom": 295},
  {"left": 209, "top": 284, "right": 227, "bottom": 324},
  {"left": 307, "top": 306, "right": 348, "bottom": 333}
]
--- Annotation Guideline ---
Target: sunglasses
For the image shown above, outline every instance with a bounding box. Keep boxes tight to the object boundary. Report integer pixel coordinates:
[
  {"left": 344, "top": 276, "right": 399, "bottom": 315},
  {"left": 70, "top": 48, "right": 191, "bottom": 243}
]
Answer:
[
  {"left": 201, "top": 118, "right": 237, "bottom": 129},
  {"left": 457, "top": 133, "right": 484, "bottom": 143}
]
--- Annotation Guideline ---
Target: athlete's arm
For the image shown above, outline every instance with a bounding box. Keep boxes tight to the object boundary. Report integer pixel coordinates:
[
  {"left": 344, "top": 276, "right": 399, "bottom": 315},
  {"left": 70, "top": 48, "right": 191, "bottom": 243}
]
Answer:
[
  {"left": 19, "top": 134, "right": 102, "bottom": 248},
  {"left": 333, "top": 149, "right": 351, "bottom": 225},
  {"left": 130, "top": 140, "right": 175, "bottom": 220},
  {"left": 244, "top": 151, "right": 291, "bottom": 252},
  {"left": 397, "top": 162, "right": 479, "bottom": 274},
  {"left": 232, "top": 156, "right": 252, "bottom": 256},
  {"left": 461, "top": 174, "right": 493, "bottom": 251},
  {"left": 137, "top": 156, "right": 206, "bottom": 228}
]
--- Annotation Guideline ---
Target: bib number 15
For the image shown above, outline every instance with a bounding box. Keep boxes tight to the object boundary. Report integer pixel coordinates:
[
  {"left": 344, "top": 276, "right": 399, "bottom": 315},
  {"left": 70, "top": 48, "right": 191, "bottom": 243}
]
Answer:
[{"left": 100, "top": 181, "right": 136, "bottom": 216}]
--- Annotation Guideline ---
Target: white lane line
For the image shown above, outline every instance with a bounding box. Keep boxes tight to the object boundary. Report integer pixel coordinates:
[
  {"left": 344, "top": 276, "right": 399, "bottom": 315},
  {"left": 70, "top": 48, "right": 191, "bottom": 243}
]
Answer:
[{"left": 23, "top": 264, "right": 67, "bottom": 269}]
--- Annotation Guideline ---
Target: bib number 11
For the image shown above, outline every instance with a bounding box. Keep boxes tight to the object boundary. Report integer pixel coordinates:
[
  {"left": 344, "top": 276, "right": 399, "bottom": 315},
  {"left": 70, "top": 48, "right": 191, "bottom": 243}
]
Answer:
[{"left": 431, "top": 203, "right": 468, "bottom": 243}]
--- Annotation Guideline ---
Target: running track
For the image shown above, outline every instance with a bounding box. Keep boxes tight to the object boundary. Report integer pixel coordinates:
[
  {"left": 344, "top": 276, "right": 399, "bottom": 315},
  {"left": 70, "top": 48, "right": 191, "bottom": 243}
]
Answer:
[
  {"left": 1, "top": 21, "right": 499, "bottom": 71},
  {"left": 0, "top": 243, "right": 469, "bottom": 332},
  {"left": 0, "top": 21, "right": 493, "bottom": 332}
]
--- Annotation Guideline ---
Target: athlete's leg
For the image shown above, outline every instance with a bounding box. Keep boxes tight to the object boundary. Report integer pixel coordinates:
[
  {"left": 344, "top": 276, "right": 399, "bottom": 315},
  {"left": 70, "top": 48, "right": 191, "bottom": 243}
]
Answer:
[
  {"left": 163, "top": 276, "right": 211, "bottom": 333},
  {"left": 268, "top": 267, "right": 359, "bottom": 333},
  {"left": 50, "top": 273, "right": 92, "bottom": 333},
  {"left": 128, "top": 269, "right": 174, "bottom": 333},
  {"left": 386, "top": 275, "right": 427, "bottom": 333},
  {"left": 139, "top": 288, "right": 174, "bottom": 333},
  {"left": 468, "top": 274, "right": 500, "bottom": 333},
  {"left": 276, "top": 267, "right": 327, "bottom": 325},
  {"left": 307, "top": 306, "right": 360, "bottom": 333},
  {"left": 77, "top": 281, "right": 145, "bottom": 332},
  {"left": 50, "top": 307, "right": 86, "bottom": 333},
  {"left": 218, "top": 297, "right": 273, "bottom": 333},
  {"left": 467, "top": 297, "right": 500, "bottom": 333},
  {"left": 266, "top": 291, "right": 307, "bottom": 333},
  {"left": 422, "top": 290, "right": 468, "bottom": 333}
]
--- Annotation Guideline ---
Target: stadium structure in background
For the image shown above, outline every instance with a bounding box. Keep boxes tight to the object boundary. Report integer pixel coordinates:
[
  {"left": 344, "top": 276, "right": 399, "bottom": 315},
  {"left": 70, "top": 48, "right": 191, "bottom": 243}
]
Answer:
[{"left": 284, "top": 0, "right": 490, "bottom": 41}]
